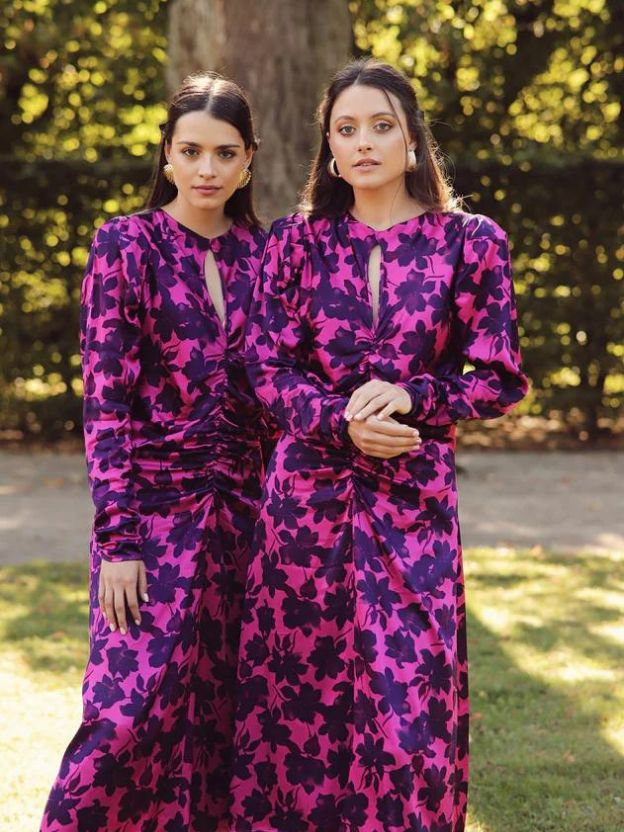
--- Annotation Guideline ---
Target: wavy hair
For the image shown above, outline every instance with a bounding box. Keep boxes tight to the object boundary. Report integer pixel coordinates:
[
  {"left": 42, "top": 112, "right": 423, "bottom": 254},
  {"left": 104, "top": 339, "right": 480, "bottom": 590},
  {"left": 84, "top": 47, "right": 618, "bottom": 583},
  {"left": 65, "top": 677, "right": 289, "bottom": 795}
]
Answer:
[{"left": 300, "top": 58, "right": 460, "bottom": 219}]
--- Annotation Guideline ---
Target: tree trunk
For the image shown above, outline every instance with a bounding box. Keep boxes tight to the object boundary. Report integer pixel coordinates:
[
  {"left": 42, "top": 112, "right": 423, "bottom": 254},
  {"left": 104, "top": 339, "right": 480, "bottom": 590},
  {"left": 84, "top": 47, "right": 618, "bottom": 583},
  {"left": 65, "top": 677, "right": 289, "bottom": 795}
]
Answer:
[{"left": 167, "top": 0, "right": 353, "bottom": 220}]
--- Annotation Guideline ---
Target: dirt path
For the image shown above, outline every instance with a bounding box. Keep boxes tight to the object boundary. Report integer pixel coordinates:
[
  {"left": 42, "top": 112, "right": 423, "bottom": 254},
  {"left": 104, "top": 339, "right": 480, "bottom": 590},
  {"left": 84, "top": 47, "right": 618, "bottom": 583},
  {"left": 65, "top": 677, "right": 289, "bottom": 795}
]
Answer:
[{"left": 1, "top": 450, "right": 622, "bottom": 565}]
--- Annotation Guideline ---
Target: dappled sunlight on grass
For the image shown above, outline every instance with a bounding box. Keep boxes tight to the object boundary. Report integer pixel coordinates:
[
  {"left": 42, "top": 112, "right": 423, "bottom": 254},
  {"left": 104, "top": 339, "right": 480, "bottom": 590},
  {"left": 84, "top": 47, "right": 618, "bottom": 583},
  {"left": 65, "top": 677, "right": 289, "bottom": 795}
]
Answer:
[
  {"left": 465, "top": 547, "right": 624, "bottom": 832},
  {"left": 0, "top": 552, "right": 622, "bottom": 831}
]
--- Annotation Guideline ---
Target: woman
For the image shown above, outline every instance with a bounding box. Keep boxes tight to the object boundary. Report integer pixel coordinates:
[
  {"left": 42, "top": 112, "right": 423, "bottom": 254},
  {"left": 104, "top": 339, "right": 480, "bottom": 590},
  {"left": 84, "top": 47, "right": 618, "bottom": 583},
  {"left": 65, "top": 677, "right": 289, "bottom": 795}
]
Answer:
[
  {"left": 230, "top": 59, "right": 529, "bottom": 832},
  {"left": 41, "top": 73, "right": 267, "bottom": 832}
]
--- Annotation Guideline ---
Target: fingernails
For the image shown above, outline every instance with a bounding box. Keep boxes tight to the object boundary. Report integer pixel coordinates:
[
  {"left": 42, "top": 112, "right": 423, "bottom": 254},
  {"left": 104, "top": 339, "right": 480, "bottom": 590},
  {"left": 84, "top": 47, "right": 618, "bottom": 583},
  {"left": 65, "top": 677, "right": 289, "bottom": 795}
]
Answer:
[
  {"left": 110, "top": 623, "right": 116, "bottom": 632},
  {"left": 120, "top": 627, "right": 127, "bottom": 635},
  {"left": 142, "top": 593, "right": 149, "bottom": 602},
  {"left": 344, "top": 412, "right": 352, "bottom": 421},
  {"left": 134, "top": 618, "right": 140, "bottom": 626}
]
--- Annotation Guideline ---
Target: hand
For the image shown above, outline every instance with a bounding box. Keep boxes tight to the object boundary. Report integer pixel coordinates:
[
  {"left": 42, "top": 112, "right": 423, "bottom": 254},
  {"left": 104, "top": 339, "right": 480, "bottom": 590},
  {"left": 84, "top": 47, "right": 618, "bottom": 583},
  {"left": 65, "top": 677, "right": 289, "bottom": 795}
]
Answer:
[
  {"left": 98, "top": 559, "right": 148, "bottom": 635},
  {"left": 345, "top": 381, "right": 412, "bottom": 423},
  {"left": 348, "top": 415, "right": 421, "bottom": 459}
]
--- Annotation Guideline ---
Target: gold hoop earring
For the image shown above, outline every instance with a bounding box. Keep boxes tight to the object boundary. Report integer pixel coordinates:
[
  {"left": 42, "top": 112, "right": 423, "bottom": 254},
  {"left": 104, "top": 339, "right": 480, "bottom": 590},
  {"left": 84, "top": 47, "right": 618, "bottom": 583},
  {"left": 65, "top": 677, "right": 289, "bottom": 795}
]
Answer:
[
  {"left": 163, "top": 163, "right": 175, "bottom": 184},
  {"left": 406, "top": 150, "right": 417, "bottom": 173},
  {"left": 237, "top": 167, "right": 252, "bottom": 189},
  {"left": 327, "top": 157, "right": 341, "bottom": 179}
]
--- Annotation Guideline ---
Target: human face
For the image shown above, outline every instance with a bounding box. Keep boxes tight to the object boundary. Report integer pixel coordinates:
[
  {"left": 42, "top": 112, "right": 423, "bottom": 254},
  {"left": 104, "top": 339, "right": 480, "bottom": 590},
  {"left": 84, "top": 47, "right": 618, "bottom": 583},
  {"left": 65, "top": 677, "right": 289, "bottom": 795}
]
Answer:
[
  {"left": 327, "top": 84, "right": 415, "bottom": 191},
  {"left": 165, "top": 110, "right": 252, "bottom": 212}
]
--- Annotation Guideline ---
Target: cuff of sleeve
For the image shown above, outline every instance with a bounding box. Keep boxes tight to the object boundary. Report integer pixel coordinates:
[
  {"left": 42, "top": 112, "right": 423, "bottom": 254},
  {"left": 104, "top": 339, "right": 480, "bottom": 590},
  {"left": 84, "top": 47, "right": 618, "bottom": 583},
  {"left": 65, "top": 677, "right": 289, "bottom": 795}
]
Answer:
[
  {"left": 94, "top": 537, "right": 142, "bottom": 563},
  {"left": 396, "top": 379, "right": 430, "bottom": 417},
  {"left": 325, "top": 396, "right": 351, "bottom": 445}
]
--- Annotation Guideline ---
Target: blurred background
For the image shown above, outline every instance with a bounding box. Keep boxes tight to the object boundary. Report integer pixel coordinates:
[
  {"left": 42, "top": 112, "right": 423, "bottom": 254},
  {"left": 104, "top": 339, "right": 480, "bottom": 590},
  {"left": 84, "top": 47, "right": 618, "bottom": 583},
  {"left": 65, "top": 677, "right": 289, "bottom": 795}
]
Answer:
[
  {"left": 0, "top": 2, "right": 623, "bottom": 831},
  {"left": 0, "top": 0, "right": 622, "bottom": 446}
]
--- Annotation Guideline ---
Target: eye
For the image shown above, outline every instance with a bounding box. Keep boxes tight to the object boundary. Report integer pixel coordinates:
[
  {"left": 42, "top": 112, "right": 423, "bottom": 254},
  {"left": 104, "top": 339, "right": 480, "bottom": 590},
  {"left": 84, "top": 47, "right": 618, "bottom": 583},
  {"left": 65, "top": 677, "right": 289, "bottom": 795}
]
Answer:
[
  {"left": 218, "top": 149, "right": 236, "bottom": 159},
  {"left": 338, "top": 124, "right": 355, "bottom": 136},
  {"left": 182, "top": 147, "right": 199, "bottom": 157},
  {"left": 375, "top": 121, "right": 393, "bottom": 132}
]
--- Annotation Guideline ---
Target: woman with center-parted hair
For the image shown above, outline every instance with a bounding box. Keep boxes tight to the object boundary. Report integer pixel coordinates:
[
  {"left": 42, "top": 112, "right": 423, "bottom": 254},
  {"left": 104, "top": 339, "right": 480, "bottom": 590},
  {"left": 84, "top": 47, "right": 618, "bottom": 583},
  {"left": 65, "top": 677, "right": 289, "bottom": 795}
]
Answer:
[
  {"left": 230, "top": 59, "right": 529, "bottom": 832},
  {"left": 40, "top": 73, "right": 268, "bottom": 832}
]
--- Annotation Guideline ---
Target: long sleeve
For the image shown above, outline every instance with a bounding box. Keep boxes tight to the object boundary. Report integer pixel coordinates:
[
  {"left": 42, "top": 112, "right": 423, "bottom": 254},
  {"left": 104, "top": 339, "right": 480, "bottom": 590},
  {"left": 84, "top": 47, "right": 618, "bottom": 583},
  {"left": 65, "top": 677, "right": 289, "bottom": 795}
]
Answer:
[
  {"left": 81, "top": 218, "right": 143, "bottom": 562},
  {"left": 244, "top": 221, "right": 349, "bottom": 446},
  {"left": 398, "top": 216, "right": 529, "bottom": 426}
]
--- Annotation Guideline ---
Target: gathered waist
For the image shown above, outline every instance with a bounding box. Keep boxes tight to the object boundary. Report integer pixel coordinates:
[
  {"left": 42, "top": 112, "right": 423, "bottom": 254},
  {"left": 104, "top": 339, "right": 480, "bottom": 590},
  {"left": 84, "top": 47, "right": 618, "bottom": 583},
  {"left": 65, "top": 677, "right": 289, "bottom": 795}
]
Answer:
[{"left": 131, "top": 418, "right": 263, "bottom": 463}]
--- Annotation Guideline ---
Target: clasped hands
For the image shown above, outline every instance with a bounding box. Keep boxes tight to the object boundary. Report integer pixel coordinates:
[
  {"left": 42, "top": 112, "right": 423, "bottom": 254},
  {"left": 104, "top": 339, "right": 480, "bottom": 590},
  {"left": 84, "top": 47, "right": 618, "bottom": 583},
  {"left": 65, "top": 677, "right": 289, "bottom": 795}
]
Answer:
[{"left": 344, "top": 380, "right": 421, "bottom": 459}]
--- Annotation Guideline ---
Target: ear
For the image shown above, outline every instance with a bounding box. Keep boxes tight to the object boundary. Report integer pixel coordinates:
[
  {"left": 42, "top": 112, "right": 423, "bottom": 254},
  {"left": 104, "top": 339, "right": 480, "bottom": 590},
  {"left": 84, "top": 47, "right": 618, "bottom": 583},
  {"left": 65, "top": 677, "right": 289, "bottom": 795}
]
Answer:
[
  {"left": 243, "top": 147, "right": 254, "bottom": 168},
  {"left": 164, "top": 142, "right": 172, "bottom": 164}
]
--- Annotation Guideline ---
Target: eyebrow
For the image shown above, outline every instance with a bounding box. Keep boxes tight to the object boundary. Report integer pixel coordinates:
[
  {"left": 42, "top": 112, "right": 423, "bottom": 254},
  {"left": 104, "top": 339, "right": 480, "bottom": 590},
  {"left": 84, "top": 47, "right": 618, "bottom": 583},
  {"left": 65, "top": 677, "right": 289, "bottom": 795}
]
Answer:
[
  {"left": 175, "top": 140, "right": 242, "bottom": 148},
  {"left": 333, "top": 111, "right": 396, "bottom": 121}
]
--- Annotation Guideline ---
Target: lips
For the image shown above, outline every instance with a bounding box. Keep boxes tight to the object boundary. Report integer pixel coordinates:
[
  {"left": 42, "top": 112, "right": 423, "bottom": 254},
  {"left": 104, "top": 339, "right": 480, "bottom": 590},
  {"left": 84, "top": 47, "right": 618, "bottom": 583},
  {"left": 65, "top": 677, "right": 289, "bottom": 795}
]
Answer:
[
  {"left": 194, "top": 185, "right": 222, "bottom": 193},
  {"left": 354, "top": 158, "right": 380, "bottom": 168}
]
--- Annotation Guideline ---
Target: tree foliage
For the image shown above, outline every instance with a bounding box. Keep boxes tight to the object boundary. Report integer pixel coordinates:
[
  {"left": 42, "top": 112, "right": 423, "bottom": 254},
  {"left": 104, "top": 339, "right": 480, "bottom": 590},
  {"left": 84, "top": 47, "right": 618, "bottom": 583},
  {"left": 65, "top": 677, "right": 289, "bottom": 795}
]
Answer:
[
  {"left": 0, "top": 0, "right": 622, "bottom": 440},
  {"left": 1, "top": 0, "right": 168, "bottom": 161}
]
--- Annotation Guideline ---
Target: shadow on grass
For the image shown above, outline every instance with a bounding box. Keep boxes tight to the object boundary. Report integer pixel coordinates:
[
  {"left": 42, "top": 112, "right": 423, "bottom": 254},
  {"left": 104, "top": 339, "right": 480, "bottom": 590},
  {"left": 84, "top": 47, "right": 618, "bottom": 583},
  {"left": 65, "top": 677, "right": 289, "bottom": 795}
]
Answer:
[
  {"left": 0, "top": 561, "right": 89, "bottom": 675},
  {"left": 471, "top": 549, "right": 624, "bottom": 670},
  {"left": 467, "top": 550, "right": 624, "bottom": 832},
  {"left": 1, "top": 555, "right": 623, "bottom": 830}
]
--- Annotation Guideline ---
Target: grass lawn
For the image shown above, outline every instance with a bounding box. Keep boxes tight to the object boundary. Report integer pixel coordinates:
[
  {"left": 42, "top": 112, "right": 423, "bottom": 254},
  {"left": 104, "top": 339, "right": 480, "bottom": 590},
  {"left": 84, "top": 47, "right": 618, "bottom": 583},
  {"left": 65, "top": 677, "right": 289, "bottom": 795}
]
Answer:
[{"left": 1, "top": 548, "right": 623, "bottom": 832}]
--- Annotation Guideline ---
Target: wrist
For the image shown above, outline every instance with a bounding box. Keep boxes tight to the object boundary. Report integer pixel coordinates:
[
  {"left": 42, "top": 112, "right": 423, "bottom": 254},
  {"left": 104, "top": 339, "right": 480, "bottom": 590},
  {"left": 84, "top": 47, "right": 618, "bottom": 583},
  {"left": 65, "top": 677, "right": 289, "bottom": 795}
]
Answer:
[{"left": 394, "top": 383, "right": 414, "bottom": 415}]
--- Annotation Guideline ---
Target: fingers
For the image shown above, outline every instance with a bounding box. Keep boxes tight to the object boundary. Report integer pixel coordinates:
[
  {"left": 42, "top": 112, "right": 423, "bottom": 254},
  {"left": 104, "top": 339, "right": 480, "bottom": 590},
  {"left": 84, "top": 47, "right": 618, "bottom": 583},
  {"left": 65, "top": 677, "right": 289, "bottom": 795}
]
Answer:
[
  {"left": 365, "top": 416, "right": 420, "bottom": 438},
  {"left": 345, "top": 381, "right": 380, "bottom": 421},
  {"left": 98, "top": 560, "right": 146, "bottom": 636},
  {"left": 114, "top": 585, "right": 129, "bottom": 635},
  {"left": 352, "top": 392, "right": 394, "bottom": 422},
  {"left": 377, "top": 398, "right": 401, "bottom": 420},
  {"left": 364, "top": 445, "right": 408, "bottom": 459},
  {"left": 125, "top": 582, "right": 141, "bottom": 628},
  {"left": 359, "top": 428, "right": 418, "bottom": 449},
  {"left": 138, "top": 562, "right": 149, "bottom": 603},
  {"left": 345, "top": 381, "right": 412, "bottom": 422},
  {"left": 348, "top": 418, "right": 422, "bottom": 458},
  {"left": 103, "top": 583, "right": 117, "bottom": 632}
]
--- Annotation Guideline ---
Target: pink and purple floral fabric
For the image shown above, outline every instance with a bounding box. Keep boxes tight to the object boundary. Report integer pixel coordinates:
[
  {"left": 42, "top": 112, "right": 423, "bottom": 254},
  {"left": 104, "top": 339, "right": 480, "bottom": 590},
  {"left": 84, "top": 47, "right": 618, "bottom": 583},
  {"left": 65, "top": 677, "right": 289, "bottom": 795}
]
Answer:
[
  {"left": 41, "top": 208, "right": 267, "bottom": 832},
  {"left": 229, "top": 210, "right": 529, "bottom": 832}
]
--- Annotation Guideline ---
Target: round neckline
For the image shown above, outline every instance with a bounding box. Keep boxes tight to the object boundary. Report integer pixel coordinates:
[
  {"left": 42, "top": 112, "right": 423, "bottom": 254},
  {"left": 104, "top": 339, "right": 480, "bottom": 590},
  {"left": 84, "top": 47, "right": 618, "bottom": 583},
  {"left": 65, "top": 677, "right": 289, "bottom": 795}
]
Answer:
[
  {"left": 157, "top": 207, "right": 236, "bottom": 243},
  {"left": 346, "top": 208, "right": 438, "bottom": 235}
]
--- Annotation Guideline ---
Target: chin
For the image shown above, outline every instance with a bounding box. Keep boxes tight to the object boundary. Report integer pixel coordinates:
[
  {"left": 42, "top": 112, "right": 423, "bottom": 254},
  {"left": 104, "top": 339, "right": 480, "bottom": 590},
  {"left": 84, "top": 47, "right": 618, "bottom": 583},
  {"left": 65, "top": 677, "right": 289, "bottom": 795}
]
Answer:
[
  {"left": 189, "top": 193, "right": 228, "bottom": 210},
  {"left": 347, "top": 175, "right": 390, "bottom": 190},
  {"left": 349, "top": 170, "right": 405, "bottom": 190}
]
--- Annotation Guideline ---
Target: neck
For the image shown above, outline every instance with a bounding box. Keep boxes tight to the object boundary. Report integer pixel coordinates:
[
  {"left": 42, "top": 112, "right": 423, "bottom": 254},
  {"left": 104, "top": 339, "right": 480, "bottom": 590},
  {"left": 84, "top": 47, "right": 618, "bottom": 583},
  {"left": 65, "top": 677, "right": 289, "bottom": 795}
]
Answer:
[
  {"left": 162, "top": 196, "right": 232, "bottom": 239},
  {"left": 350, "top": 179, "right": 426, "bottom": 230}
]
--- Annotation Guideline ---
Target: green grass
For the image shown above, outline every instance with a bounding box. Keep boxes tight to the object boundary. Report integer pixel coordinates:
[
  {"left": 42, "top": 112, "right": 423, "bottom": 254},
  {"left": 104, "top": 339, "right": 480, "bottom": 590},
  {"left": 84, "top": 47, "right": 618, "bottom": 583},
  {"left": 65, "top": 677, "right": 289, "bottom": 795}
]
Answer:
[{"left": 1, "top": 550, "right": 623, "bottom": 832}]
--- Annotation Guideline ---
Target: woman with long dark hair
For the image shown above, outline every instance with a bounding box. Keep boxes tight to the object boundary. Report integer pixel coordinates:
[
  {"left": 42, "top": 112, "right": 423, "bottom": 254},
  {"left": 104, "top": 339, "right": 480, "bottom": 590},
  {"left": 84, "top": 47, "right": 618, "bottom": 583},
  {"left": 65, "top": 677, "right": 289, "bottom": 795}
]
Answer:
[
  {"left": 230, "top": 59, "right": 529, "bottom": 832},
  {"left": 41, "top": 72, "right": 267, "bottom": 832}
]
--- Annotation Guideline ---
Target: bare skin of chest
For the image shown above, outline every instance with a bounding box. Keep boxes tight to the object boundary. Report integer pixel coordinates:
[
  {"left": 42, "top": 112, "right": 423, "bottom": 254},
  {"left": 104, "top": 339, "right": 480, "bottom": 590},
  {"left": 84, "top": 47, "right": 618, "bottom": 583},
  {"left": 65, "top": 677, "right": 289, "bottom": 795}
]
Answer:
[
  {"left": 204, "top": 250, "right": 226, "bottom": 325},
  {"left": 367, "top": 245, "right": 382, "bottom": 324}
]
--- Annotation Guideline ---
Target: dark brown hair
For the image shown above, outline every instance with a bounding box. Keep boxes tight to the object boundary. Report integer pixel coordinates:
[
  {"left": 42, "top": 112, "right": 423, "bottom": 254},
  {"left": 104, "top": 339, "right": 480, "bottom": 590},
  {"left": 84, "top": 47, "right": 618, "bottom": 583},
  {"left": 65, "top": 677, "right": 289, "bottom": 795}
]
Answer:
[
  {"left": 147, "top": 72, "right": 260, "bottom": 226},
  {"left": 300, "top": 58, "right": 460, "bottom": 219}
]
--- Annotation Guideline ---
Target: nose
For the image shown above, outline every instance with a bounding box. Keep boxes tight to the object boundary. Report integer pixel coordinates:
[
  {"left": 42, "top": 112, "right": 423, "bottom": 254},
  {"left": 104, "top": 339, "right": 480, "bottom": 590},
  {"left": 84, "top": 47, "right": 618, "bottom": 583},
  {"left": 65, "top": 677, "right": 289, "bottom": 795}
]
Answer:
[
  {"left": 357, "top": 128, "right": 373, "bottom": 152},
  {"left": 198, "top": 156, "right": 216, "bottom": 178}
]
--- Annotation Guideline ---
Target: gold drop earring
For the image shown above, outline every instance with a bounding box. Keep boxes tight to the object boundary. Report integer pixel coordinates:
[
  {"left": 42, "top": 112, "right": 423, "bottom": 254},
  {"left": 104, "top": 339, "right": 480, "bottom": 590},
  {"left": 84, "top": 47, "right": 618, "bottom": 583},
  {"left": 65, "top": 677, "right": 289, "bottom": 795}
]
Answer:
[
  {"left": 237, "top": 167, "right": 252, "bottom": 189},
  {"left": 163, "top": 163, "right": 175, "bottom": 184}
]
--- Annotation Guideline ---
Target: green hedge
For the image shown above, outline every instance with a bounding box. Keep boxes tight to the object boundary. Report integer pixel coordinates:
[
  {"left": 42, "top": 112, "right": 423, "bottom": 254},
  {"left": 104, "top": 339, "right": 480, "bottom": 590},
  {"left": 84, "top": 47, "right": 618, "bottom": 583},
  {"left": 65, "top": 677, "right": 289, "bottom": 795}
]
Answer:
[{"left": 1, "top": 157, "right": 622, "bottom": 440}]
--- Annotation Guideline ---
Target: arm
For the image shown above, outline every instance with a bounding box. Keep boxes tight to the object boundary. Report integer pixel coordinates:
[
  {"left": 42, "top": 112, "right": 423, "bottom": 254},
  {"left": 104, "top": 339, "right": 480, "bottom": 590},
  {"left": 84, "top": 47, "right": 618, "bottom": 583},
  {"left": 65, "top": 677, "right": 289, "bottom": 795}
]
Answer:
[
  {"left": 81, "top": 218, "right": 143, "bottom": 562},
  {"left": 397, "top": 217, "right": 529, "bottom": 427},
  {"left": 244, "top": 222, "right": 349, "bottom": 446}
]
